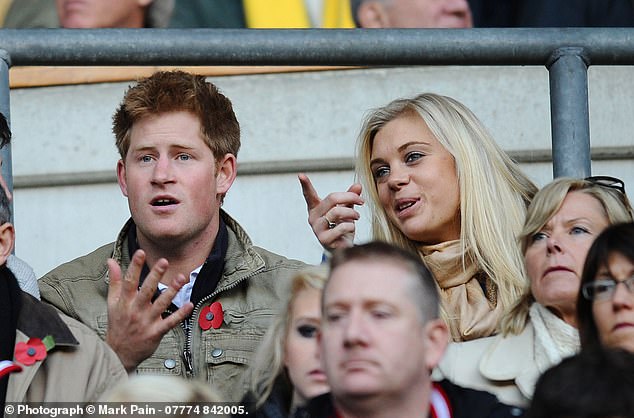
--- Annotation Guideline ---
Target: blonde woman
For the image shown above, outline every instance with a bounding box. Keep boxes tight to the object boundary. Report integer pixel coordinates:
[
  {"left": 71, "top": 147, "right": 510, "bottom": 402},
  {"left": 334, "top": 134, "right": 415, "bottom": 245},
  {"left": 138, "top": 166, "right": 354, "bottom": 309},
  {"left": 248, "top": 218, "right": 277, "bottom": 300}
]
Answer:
[
  {"left": 436, "top": 177, "right": 634, "bottom": 406},
  {"left": 243, "top": 266, "right": 329, "bottom": 417},
  {"left": 300, "top": 93, "right": 536, "bottom": 341}
]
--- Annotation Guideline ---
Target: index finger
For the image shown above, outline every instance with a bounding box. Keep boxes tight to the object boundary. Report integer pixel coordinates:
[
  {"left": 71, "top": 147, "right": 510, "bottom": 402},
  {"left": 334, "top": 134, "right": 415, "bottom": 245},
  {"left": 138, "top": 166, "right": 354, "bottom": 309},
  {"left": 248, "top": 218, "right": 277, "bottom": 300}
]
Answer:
[
  {"left": 298, "top": 173, "right": 321, "bottom": 210},
  {"left": 344, "top": 183, "right": 364, "bottom": 208}
]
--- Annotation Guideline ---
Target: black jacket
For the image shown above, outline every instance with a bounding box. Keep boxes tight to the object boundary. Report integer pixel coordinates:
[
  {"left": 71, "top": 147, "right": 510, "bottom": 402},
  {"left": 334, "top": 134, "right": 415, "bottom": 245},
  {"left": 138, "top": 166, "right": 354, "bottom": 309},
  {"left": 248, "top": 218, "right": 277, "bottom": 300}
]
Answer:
[
  {"left": 294, "top": 379, "right": 524, "bottom": 418},
  {"left": 237, "top": 377, "right": 293, "bottom": 418}
]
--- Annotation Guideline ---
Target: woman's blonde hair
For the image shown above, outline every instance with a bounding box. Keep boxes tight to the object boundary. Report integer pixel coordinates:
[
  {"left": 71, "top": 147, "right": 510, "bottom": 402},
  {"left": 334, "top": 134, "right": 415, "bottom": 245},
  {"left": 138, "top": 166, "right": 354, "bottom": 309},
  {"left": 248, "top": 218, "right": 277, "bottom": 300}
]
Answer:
[
  {"left": 247, "top": 265, "right": 329, "bottom": 409},
  {"left": 103, "top": 375, "right": 226, "bottom": 418},
  {"left": 500, "top": 177, "right": 634, "bottom": 335},
  {"left": 357, "top": 93, "right": 537, "bottom": 325}
]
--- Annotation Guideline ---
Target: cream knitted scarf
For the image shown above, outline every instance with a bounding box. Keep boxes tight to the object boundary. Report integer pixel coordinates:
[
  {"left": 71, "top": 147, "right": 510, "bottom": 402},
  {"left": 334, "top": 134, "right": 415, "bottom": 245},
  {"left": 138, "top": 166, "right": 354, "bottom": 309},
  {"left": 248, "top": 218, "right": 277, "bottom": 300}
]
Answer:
[{"left": 529, "top": 303, "right": 579, "bottom": 373}]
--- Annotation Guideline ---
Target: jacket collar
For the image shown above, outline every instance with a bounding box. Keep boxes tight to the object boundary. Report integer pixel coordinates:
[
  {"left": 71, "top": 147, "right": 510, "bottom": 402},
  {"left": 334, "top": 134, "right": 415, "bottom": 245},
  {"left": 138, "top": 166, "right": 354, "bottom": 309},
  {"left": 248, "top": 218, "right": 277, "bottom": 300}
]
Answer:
[
  {"left": 478, "top": 322, "right": 535, "bottom": 399},
  {"left": 219, "top": 210, "right": 265, "bottom": 286},
  {"left": 112, "top": 218, "right": 133, "bottom": 266},
  {"left": 109, "top": 210, "right": 265, "bottom": 290},
  {"left": 8, "top": 322, "right": 79, "bottom": 402},
  {"left": 17, "top": 292, "right": 79, "bottom": 347}
]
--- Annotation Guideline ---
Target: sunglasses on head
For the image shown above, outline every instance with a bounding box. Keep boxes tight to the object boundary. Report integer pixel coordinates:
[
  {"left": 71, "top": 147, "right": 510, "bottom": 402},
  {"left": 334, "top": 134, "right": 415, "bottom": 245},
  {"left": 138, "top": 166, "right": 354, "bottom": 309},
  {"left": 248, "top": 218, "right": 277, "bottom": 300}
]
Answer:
[
  {"left": 584, "top": 175, "right": 626, "bottom": 195},
  {"left": 584, "top": 175, "right": 634, "bottom": 218}
]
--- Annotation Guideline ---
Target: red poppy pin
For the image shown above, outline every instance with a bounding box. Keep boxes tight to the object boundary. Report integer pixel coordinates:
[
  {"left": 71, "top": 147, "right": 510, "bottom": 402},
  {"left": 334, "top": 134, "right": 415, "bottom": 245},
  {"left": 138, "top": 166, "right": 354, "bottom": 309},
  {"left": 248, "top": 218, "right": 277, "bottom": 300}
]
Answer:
[
  {"left": 14, "top": 336, "right": 55, "bottom": 366},
  {"left": 198, "top": 302, "right": 224, "bottom": 330}
]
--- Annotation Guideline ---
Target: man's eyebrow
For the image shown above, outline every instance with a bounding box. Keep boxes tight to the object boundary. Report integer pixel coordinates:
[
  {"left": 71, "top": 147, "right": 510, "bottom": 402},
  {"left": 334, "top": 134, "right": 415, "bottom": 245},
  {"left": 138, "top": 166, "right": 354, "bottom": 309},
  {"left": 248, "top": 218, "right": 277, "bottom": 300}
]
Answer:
[
  {"left": 129, "top": 144, "right": 197, "bottom": 152},
  {"left": 324, "top": 300, "right": 350, "bottom": 310},
  {"left": 169, "top": 144, "right": 196, "bottom": 150}
]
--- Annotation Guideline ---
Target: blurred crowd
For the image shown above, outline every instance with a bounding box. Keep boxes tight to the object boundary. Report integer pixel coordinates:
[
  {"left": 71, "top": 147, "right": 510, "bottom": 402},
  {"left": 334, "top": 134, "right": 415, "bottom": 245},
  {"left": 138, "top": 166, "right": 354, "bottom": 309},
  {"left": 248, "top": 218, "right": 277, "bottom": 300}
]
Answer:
[{"left": 1, "top": 0, "right": 633, "bottom": 29}]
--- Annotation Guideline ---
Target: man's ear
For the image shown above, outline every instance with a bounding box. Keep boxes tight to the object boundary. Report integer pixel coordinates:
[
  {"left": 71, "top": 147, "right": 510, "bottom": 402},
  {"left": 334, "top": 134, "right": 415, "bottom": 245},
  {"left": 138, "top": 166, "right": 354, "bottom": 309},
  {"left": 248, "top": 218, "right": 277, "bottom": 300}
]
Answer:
[
  {"left": 422, "top": 318, "right": 449, "bottom": 371},
  {"left": 215, "top": 154, "right": 237, "bottom": 196},
  {"left": 0, "top": 222, "right": 15, "bottom": 265},
  {"left": 357, "top": 1, "right": 390, "bottom": 28},
  {"left": 116, "top": 159, "right": 129, "bottom": 197}
]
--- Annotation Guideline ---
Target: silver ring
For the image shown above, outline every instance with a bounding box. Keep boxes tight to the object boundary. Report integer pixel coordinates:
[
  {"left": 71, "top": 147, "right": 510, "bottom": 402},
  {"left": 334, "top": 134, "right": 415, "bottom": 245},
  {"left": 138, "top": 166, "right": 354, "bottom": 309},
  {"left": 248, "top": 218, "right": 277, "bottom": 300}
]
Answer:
[{"left": 325, "top": 217, "right": 336, "bottom": 229}]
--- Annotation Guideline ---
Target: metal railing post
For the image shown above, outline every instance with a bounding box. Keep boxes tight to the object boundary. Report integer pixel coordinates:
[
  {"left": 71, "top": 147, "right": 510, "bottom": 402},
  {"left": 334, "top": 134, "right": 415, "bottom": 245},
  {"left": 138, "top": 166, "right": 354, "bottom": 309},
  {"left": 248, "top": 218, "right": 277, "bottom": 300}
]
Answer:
[
  {"left": 0, "top": 49, "right": 12, "bottom": 220},
  {"left": 547, "top": 47, "right": 591, "bottom": 178}
]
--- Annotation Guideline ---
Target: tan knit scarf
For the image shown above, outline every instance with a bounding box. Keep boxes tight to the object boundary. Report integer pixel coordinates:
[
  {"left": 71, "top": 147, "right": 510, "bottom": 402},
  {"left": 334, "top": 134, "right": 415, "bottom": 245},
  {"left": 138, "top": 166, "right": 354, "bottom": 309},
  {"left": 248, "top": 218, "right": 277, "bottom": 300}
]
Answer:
[{"left": 419, "top": 240, "right": 503, "bottom": 341}]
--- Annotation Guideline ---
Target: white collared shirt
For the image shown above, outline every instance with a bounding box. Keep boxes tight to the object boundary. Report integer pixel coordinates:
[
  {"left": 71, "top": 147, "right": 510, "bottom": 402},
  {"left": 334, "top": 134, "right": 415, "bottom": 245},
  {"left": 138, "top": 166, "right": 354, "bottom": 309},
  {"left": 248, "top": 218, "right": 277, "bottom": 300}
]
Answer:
[{"left": 157, "top": 264, "right": 203, "bottom": 308}]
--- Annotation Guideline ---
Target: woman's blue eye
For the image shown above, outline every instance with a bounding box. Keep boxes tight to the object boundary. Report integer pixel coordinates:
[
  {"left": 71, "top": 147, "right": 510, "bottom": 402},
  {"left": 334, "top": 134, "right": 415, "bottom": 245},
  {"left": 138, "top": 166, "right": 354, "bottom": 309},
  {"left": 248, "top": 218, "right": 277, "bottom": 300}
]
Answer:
[
  {"left": 297, "top": 325, "right": 318, "bottom": 338},
  {"left": 405, "top": 152, "right": 423, "bottom": 163},
  {"left": 374, "top": 166, "right": 390, "bottom": 179},
  {"left": 531, "top": 232, "right": 547, "bottom": 242},
  {"left": 571, "top": 226, "right": 589, "bottom": 235}
]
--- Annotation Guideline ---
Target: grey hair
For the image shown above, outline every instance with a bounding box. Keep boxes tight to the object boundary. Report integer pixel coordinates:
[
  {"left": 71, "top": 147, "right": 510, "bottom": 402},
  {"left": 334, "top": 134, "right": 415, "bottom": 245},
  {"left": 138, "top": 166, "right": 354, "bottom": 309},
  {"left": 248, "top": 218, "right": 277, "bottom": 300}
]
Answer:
[
  {"left": 147, "top": 0, "right": 174, "bottom": 28},
  {"left": 0, "top": 179, "right": 10, "bottom": 225},
  {"left": 350, "top": 0, "right": 389, "bottom": 27},
  {"left": 350, "top": 0, "right": 363, "bottom": 27}
]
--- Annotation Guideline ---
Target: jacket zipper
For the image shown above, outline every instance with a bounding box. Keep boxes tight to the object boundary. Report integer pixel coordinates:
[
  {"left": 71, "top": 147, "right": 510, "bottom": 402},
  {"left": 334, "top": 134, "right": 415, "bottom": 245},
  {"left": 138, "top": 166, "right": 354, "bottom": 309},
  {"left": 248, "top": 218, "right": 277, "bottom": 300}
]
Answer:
[
  {"left": 181, "top": 267, "right": 263, "bottom": 376},
  {"left": 182, "top": 318, "right": 194, "bottom": 375}
]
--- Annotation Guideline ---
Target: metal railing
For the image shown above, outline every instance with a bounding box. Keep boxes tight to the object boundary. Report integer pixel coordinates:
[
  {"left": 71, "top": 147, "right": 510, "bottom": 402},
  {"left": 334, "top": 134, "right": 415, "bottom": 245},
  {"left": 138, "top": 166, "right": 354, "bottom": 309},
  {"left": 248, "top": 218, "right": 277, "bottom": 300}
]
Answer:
[{"left": 2, "top": 27, "right": 634, "bottom": 191}]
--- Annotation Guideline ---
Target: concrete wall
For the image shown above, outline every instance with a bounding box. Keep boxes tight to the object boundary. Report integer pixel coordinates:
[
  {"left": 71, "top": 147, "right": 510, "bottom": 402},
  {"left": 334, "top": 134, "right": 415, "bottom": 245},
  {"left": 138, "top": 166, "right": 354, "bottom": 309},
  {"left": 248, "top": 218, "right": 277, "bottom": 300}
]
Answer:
[{"left": 9, "top": 65, "right": 634, "bottom": 277}]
